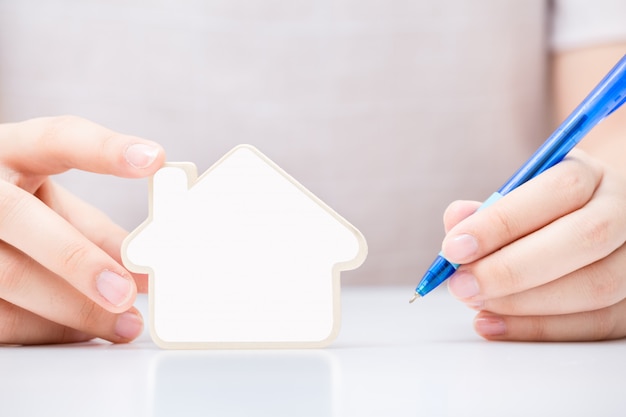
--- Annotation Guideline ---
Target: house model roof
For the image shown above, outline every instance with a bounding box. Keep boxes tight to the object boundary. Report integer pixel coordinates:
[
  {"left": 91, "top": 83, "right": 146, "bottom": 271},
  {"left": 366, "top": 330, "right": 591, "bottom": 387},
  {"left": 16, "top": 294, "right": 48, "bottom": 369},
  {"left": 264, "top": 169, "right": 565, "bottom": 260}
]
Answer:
[{"left": 122, "top": 145, "right": 367, "bottom": 348}]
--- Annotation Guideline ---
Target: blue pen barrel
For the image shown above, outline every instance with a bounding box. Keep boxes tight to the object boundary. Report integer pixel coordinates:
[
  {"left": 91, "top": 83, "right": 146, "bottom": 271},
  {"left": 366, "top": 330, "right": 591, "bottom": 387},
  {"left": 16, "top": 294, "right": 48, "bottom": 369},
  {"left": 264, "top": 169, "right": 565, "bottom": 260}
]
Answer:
[
  {"left": 498, "top": 115, "right": 587, "bottom": 195},
  {"left": 499, "top": 54, "right": 626, "bottom": 196}
]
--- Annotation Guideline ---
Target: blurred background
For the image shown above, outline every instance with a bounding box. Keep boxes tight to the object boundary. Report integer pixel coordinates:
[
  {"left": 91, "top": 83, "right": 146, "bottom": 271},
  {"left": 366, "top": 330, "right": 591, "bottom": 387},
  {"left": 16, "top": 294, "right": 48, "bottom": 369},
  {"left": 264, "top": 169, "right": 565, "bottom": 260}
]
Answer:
[{"left": 0, "top": 0, "right": 548, "bottom": 285}]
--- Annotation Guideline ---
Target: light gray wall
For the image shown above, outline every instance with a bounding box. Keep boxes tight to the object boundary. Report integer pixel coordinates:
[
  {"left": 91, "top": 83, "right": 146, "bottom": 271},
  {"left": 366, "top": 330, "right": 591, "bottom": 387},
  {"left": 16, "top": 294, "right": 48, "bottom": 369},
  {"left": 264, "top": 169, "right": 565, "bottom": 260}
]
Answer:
[{"left": 0, "top": 0, "right": 547, "bottom": 285}]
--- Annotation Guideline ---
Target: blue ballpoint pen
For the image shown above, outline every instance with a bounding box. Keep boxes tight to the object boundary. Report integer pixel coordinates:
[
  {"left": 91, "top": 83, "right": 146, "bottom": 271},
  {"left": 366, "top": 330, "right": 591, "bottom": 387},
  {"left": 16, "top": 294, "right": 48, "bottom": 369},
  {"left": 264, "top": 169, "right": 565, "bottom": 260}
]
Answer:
[{"left": 410, "top": 54, "right": 626, "bottom": 303}]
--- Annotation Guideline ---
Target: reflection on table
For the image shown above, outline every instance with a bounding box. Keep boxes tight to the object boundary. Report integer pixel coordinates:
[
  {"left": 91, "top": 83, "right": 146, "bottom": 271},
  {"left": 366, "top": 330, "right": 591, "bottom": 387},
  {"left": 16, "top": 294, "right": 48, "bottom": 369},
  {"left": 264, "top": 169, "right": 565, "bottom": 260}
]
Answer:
[{"left": 2, "top": 288, "right": 625, "bottom": 417}]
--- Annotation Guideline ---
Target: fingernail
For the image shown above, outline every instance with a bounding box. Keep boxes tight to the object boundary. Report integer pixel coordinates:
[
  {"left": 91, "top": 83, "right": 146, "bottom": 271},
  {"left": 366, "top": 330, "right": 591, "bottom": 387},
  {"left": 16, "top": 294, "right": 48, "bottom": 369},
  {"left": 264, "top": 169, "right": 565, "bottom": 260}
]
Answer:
[
  {"left": 443, "top": 234, "right": 478, "bottom": 263},
  {"left": 474, "top": 315, "right": 506, "bottom": 337},
  {"left": 125, "top": 143, "right": 160, "bottom": 169},
  {"left": 97, "top": 270, "right": 133, "bottom": 307},
  {"left": 114, "top": 311, "right": 144, "bottom": 340},
  {"left": 448, "top": 271, "right": 480, "bottom": 299}
]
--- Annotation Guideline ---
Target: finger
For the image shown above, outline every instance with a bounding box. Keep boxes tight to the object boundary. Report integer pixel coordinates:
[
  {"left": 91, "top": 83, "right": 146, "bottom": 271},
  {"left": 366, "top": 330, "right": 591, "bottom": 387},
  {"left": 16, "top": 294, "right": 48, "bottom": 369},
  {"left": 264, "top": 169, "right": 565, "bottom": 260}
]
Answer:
[
  {"left": 0, "top": 182, "right": 138, "bottom": 312},
  {"left": 0, "top": 116, "right": 165, "bottom": 177},
  {"left": 443, "top": 200, "right": 481, "bottom": 234},
  {"left": 450, "top": 168, "right": 626, "bottom": 300},
  {"left": 0, "top": 242, "right": 144, "bottom": 343},
  {"left": 475, "top": 243, "right": 626, "bottom": 316},
  {"left": 441, "top": 151, "right": 602, "bottom": 265},
  {"left": 36, "top": 180, "right": 148, "bottom": 293},
  {"left": 0, "top": 300, "right": 94, "bottom": 345},
  {"left": 473, "top": 300, "right": 626, "bottom": 341}
]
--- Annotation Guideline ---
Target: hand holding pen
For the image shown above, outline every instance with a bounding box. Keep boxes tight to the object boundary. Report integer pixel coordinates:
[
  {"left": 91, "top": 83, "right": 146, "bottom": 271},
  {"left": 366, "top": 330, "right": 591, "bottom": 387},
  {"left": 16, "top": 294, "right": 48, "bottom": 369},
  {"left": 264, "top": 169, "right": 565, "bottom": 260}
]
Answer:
[{"left": 412, "top": 54, "right": 626, "bottom": 341}]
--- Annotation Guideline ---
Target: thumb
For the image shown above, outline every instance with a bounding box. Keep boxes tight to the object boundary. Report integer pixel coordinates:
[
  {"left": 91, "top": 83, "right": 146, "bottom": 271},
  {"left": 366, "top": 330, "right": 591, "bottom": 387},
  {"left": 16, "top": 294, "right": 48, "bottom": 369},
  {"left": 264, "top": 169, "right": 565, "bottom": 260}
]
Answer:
[{"left": 442, "top": 200, "right": 481, "bottom": 234}]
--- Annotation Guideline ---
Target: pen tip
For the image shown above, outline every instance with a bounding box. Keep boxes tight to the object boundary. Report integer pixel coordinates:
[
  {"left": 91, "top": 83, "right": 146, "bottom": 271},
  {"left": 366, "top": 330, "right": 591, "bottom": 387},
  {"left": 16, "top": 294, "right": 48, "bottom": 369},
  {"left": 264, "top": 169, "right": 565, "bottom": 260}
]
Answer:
[{"left": 408, "top": 293, "right": 420, "bottom": 304}]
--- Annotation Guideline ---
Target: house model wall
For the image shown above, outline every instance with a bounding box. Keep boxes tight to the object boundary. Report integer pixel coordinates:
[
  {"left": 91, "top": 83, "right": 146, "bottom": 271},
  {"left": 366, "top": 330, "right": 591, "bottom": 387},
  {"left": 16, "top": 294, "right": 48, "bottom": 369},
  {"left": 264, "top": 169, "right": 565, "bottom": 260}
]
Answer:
[{"left": 122, "top": 145, "right": 367, "bottom": 348}]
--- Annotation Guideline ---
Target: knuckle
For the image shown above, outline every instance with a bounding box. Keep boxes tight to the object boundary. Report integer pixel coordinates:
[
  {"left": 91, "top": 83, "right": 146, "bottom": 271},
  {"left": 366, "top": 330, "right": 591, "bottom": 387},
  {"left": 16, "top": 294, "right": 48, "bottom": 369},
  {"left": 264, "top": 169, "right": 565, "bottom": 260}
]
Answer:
[
  {"left": 0, "top": 247, "right": 32, "bottom": 294},
  {"left": 557, "top": 170, "right": 586, "bottom": 195},
  {"left": 0, "top": 185, "right": 27, "bottom": 230},
  {"left": 551, "top": 160, "right": 596, "bottom": 205},
  {"left": 0, "top": 169, "right": 26, "bottom": 189},
  {"left": 574, "top": 216, "right": 613, "bottom": 255},
  {"left": 73, "top": 300, "right": 109, "bottom": 335},
  {"left": 38, "top": 115, "right": 83, "bottom": 163},
  {"left": 527, "top": 316, "right": 548, "bottom": 340},
  {"left": 584, "top": 267, "right": 623, "bottom": 309},
  {"left": 488, "top": 205, "right": 522, "bottom": 240},
  {"left": 588, "top": 308, "right": 616, "bottom": 340},
  {"left": 486, "top": 296, "right": 520, "bottom": 316},
  {"left": 100, "top": 131, "right": 119, "bottom": 154},
  {"left": 75, "top": 300, "right": 98, "bottom": 331},
  {"left": 39, "top": 115, "right": 79, "bottom": 144},
  {"left": 485, "top": 256, "right": 525, "bottom": 296},
  {"left": 0, "top": 302, "right": 22, "bottom": 343},
  {"left": 0, "top": 197, "right": 14, "bottom": 232},
  {"left": 58, "top": 241, "right": 91, "bottom": 275}
]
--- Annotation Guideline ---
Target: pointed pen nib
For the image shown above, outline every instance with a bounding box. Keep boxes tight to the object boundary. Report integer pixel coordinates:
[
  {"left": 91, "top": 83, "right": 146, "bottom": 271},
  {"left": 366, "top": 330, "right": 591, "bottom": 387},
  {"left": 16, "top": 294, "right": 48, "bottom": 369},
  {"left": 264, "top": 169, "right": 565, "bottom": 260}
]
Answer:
[{"left": 408, "top": 292, "right": 420, "bottom": 304}]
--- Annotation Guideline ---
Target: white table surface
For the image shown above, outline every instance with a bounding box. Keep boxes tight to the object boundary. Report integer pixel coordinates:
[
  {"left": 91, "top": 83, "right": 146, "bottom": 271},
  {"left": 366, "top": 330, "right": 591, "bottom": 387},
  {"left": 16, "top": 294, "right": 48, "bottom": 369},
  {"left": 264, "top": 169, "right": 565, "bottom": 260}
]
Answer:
[{"left": 2, "top": 287, "right": 625, "bottom": 417}]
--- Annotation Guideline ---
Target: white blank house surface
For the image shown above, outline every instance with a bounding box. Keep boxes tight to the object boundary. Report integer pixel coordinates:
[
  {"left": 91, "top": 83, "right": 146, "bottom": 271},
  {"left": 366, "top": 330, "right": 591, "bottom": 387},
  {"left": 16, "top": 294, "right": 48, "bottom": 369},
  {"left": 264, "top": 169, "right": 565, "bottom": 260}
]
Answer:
[{"left": 122, "top": 145, "right": 367, "bottom": 348}]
